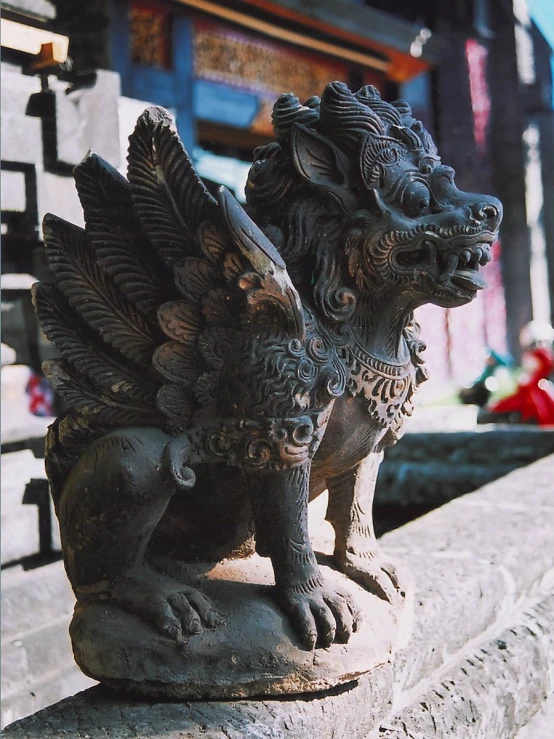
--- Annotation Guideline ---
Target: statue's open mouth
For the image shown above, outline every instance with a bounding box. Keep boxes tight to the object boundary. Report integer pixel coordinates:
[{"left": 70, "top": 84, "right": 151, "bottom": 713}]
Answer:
[
  {"left": 394, "top": 230, "right": 496, "bottom": 295},
  {"left": 440, "top": 241, "right": 491, "bottom": 292}
]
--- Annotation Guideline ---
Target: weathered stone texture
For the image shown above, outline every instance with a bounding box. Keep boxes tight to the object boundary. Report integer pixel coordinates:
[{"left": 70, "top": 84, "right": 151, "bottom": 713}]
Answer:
[
  {"left": 69, "top": 556, "right": 400, "bottom": 701},
  {"left": 379, "top": 593, "right": 554, "bottom": 738},
  {"left": 1, "top": 562, "right": 96, "bottom": 729},
  {"left": 375, "top": 454, "right": 554, "bottom": 737},
  {"left": 515, "top": 693, "right": 554, "bottom": 739},
  {"left": 1, "top": 667, "right": 392, "bottom": 739}
]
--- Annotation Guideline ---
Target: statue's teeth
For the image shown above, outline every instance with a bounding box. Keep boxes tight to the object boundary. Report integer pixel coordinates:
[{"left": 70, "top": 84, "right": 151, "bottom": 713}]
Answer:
[
  {"left": 479, "top": 246, "right": 491, "bottom": 265},
  {"left": 459, "top": 249, "right": 472, "bottom": 265},
  {"left": 439, "top": 252, "right": 459, "bottom": 282}
]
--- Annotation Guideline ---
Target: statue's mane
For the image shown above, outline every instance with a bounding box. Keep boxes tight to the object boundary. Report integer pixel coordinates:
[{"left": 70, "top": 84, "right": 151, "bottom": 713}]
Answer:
[{"left": 245, "top": 82, "right": 437, "bottom": 324}]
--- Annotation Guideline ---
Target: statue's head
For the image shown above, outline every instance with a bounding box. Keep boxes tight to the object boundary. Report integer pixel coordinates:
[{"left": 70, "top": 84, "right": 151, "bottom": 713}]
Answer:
[{"left": 246, "top": 82, "right": 502, "bottom": 321}]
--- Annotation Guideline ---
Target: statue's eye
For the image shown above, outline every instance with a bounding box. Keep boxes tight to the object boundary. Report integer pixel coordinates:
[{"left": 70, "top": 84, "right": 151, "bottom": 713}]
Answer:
[{"left": 404, "top": 181, "right": 430, "bottom": 217}]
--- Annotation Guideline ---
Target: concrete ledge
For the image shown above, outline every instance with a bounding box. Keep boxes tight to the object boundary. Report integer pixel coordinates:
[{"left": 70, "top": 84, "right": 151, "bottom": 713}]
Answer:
[
  {"left": 4, "top": 456, "right": 554, "bottom": 737},
  {"left": 376, "top": 426, "right": 554, "bottom": 506},
  {"left": 381, "top": 591, "right": 554, "bottom": 737},
  {"left": 1, "top": 561, "right": 96, "bottom": 728}
]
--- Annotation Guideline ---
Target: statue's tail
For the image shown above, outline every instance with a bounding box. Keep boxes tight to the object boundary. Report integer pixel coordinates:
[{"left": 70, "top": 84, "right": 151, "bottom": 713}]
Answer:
[{"left": 163, "top": 432, "right": 197, "bottom": 490}]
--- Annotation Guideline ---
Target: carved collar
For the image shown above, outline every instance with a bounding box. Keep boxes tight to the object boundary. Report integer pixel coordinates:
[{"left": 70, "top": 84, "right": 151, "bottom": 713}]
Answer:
[{"left": 338, "top": 340, "right": 418, "bottom": 430}]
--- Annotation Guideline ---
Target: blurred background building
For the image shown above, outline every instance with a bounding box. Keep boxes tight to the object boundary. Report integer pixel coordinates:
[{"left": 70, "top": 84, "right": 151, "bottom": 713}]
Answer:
[{"left": 2, "top": 0, "right": 553, "bottom": 398}]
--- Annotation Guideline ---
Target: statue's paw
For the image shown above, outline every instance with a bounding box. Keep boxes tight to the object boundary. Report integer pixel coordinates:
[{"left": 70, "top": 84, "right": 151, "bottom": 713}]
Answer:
[
  {"left": 337, "top": 549, "right": 412, "bottom": 608},
  {"left": 107, "top": 568, "right": 224, "bottom": 644},
  {"left": 277, "top": 583, "right": 361, "bottom": 649},
  {"left": 141, "top": 586, "right": 223, "bottom": 643}
]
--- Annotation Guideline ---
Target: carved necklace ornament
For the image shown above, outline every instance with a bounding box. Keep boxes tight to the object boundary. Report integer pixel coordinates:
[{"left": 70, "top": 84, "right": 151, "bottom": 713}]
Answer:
[
  {"left": 340, "top": 343, "right": 416, "bottom": 427},
  {"left": 336, "top": 316, "right": 429, "bottom": 438},
  {"left": 34, "top": 82, "right": 501, "bottom": 699}
]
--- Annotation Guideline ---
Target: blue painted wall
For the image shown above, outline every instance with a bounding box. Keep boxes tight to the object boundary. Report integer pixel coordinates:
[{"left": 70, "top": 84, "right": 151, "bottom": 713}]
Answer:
[
  {"left": 108, "top": 0, "right": 266, "bottom": 150},
  {"left": 109, "top": 0, "right": 194, "bottom": 153},
  {"left": 193, "top": 80, "right": 260, "bottom": 128}
]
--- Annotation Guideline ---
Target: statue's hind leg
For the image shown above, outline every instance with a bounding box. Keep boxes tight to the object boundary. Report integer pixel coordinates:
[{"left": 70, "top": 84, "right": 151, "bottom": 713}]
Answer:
[
  {"left": 58, "top": 427, "right": 220, "bottom": 642},
  {"left": 326, "top": 452, "right": 412, "bottom": 608}
]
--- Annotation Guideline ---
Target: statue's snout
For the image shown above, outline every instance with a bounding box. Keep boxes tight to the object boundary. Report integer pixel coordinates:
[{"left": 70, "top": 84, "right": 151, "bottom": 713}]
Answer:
[{"left": 469, "top": 196, "right": 503, "bottom": 231}]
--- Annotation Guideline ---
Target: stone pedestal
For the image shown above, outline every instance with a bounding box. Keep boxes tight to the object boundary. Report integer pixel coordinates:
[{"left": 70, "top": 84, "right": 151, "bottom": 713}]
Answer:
[{"left": 71, "top": 554, "right": 409, "bottom": 700}]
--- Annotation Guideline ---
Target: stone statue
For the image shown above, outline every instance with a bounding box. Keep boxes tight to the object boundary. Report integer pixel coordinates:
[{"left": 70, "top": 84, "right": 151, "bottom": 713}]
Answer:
[{"left": 33, "top": 82, "right": 502, "bottom": 698}]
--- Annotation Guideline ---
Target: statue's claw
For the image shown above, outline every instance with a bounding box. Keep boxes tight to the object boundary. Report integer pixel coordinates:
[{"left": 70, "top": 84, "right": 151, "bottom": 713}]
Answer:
[
  {"left": 98, "top": 566, "right": 223, "bottom": 643},
  {"left": 277, "top": 583, "right": 361, "bottom": 649},
  {"left": 336, "top": 549, "right": 412, "bottom": 608}
]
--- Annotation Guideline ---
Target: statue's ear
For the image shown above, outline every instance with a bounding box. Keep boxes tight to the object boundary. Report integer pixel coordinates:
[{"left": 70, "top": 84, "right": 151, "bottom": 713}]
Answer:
[{"left": 290, "top": 123, "right": 356, "bottom": 210}]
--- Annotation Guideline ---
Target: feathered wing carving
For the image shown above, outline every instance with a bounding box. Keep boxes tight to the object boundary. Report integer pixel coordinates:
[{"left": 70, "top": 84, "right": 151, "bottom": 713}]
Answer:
[
  {"left": 126, "top": 106, "right": 217, "bottom": 265},
  {"left": 73, "top": 153, "right": 167, "bottom": 321},
  {"left": 34, "top": 105, "right": 305, "bottom": 460},
  {"left": 153, "top": 184, "right": 306, "bottom": 424}
]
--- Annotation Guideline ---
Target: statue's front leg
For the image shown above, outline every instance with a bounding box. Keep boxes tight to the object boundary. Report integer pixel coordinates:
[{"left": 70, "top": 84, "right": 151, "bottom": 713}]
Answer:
[
  {"left": 248, "top": 461, "right": 360, "bottom": 649},
  {"left": 326, "top": 452, "right": 412, "bottom": 607}
]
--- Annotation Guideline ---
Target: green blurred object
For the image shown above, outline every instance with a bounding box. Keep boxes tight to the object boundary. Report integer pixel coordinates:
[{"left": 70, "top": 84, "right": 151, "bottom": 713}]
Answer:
[{"left": 459, "top": 349, "right": 515, "bottom": 407}]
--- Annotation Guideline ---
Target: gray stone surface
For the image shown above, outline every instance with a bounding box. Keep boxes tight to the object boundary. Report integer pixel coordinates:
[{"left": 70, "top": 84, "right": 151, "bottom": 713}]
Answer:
[
  {"left": 37, "top": 169, "right": 84, "bottom": 229},
  {"left": 1, "top": 0, "right": 56, "bottom": 20},
  {"left": 1, "top": 170, "right": 27, "bottom": 212},
  {"left": 3, "top": 619, "right": 84, "bottom": 698},
  {"left": 1, "top": 64, "right": 120, "bottom": 239},
  {"left": 1, "top": 562, "right": 96, "bottom": 729},
  {"left": 515, "top": 692, "right": 554, "bottom": 739},
  {"left": 1, "top": 669, "right": 392, "bottom": 739},
  {"left": 53, "top": 71, "right": 121, "bottom": 169},
  {"left": 1, "top": 450, "right": 46, "bottom": 564},
  {"left": 2, "top": 561, "right": 74, "bottom": 641},
  {"left": 375, "top": 454, "right": 554, "bottom": 737},
  {"left": 4, "top": 455, "right": 553, "bottom": 737},
  {"left": 1, "top": 666, "right": 94, "bottom": 732},
  {"left": 379, "top": 592, "right": 554, "bottom": 738},
  {"left": 1, "top": 67, "right": 44, "bottom": 166}
]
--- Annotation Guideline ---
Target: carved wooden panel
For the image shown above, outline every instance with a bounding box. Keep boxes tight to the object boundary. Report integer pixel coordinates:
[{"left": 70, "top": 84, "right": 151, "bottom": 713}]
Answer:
[
  {"left": 193, "top": 20, "right": 383, "bottom": 136},
  {"left": 130, "top": 0, "right": 170, "bottom": 69}
]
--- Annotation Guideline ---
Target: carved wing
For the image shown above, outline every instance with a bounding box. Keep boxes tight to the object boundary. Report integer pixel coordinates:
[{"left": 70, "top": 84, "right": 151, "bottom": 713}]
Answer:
[{"left": 34, "top": 106, "right": 305, "bottom": 438}]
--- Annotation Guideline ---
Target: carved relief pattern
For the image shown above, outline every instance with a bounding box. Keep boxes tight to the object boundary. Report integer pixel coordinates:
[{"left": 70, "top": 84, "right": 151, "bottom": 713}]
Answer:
[
  {"left": 130, "top": 2, "right": 170, "bottom": 69},
  {"left": 192, "top": 408, "right": 333, "bottom": 471},
  {"left": 339, "top": 343, "right": 417, "bottom": 429},
  {"left": 193, "top": 22, "right": 361, "bottom": 136},
  {"left": 193, "top": 25, "right": 348, "bottom": 101}
]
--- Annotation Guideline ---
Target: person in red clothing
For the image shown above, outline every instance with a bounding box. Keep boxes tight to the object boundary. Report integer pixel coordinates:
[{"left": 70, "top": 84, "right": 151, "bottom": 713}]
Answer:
[{"left": 478, "top": 321, "right": 554, "bottom": 426}]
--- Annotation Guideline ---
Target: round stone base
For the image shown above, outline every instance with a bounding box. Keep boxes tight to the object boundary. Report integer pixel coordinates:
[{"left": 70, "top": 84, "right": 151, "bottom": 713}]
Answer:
[{"left": 70, "top": 555, "right": 410, "bottom": 699}]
